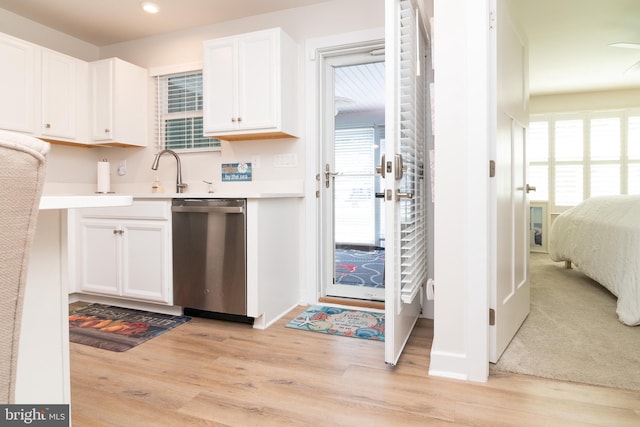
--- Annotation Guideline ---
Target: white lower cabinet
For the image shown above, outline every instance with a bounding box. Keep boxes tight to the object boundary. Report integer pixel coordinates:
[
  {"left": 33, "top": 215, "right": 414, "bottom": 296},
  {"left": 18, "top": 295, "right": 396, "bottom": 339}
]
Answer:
[{"left": 72, "top": 201, "right": 171, "bottom": 304}]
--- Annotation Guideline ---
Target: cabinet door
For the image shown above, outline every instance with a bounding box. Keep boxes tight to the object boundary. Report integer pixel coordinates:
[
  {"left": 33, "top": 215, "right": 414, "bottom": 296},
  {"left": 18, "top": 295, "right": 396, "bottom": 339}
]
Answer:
[
  {"left": 0, "top": 34, "right": 35, "bottom": 133},
  {"left": 80, "top": 220, "right": 120, "bottom": 295},
  {"left": 237, "top": 32, "right": 277, "bottom": 130},
  {"left": 41, "top": 49, "right": 77, "bottom": 139},
  {"left": 89, "top": 60, "right": 114, "bottom": 141},
  {"left": 203, "top": 39, "right": 237, "bottom": 132},
  {"left": 121, "top": 221, "right": 170, "bottom": 303}
]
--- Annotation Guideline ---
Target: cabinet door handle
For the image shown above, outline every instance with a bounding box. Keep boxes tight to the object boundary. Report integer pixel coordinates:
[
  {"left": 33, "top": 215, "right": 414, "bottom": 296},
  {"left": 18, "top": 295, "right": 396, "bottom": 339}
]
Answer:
[
  {"left": 231, "top": 117, "right": 236, "bottom": 123},
  {"left": 104, "top": 128, "right": 111, "bottom": 133},
  {"left": 113, "top": 229, "right": 124, "bottom": 235},
  {"left": 237, "top": 117, "right": 242, "bottom": 122},
  {"left": 44, "top": 123, "right": 51, "bottom": 129}
]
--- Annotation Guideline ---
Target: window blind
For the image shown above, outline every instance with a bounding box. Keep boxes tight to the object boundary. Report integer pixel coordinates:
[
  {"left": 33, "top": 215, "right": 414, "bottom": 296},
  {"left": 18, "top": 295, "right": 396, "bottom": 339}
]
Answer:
[
  {"left": 334, "top": 127, "right": 376, "bottom": 245},
  {"left": 398, "top": 0, "right": 428, "bottom": 303},
  {"left": 154, "top": 71, "right": 220, "bottom": 151}
]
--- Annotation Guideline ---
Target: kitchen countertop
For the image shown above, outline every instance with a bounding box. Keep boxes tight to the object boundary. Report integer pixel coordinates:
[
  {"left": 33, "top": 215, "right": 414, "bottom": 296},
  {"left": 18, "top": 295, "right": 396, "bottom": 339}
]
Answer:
[
  {"left": 41, "top": 180, "right": 304, "bottom": 201},
  {"left": 39, "top": 194, "right": 133, "bottom": 210},
  {"left": 131, "top": 192, "right": 304, "bottom": 199}
]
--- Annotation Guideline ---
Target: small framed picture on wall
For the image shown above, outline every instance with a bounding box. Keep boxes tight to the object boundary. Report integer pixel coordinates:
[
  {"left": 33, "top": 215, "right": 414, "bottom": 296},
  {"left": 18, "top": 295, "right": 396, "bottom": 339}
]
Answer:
[{"left": 529, "top": 201, "right": 548, "bottom": 253}]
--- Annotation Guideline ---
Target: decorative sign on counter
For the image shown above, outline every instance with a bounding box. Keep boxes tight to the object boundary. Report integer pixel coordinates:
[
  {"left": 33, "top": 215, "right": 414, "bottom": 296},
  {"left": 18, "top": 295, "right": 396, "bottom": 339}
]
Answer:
[{"left": 222, "top": 162, "right": 252, "bottom": 182}]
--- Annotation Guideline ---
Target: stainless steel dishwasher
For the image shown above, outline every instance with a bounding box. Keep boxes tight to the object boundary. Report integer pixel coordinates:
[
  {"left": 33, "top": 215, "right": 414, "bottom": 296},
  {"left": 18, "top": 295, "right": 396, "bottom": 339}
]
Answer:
[{"left": 171, "top": 199, "right": 248, "bottom": 320}]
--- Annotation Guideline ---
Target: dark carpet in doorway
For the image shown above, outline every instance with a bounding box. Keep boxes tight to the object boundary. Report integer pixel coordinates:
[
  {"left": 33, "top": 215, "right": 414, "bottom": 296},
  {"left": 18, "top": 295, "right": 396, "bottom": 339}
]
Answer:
[
  {"left": 69, "top": 303, "right": 191, "bottom": 352},
  {"left": 335, "top": 247, "right": 385, "bottom": 287},
  {"left": 285, "top": 305, "right": 384, "bottom": 341}
]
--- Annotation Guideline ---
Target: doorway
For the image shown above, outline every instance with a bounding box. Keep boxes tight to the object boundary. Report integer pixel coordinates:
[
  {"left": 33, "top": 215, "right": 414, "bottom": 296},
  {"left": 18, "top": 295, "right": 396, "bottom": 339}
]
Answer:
[{"left": 319, "top": 46, "right": 386, "bottom": 303}]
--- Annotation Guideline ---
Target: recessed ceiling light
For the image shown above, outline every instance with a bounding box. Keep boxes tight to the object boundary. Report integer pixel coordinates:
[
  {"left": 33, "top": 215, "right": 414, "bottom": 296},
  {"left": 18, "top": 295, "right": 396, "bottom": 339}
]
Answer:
[{"left": 141, "top": 2, "right": 159, "bottom": 14}]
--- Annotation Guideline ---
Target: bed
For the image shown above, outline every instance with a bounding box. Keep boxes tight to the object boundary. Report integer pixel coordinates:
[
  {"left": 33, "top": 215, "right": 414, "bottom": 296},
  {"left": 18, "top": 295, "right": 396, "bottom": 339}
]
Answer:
[{"left": 549, "top": 195, "right": 640, "bottom": 326}]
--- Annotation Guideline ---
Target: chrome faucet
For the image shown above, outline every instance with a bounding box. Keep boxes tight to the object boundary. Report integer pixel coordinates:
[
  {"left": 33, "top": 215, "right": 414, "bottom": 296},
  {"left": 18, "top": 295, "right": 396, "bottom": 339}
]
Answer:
[{"left": 151, "top": 149, "right": 188, "bottom": 193}]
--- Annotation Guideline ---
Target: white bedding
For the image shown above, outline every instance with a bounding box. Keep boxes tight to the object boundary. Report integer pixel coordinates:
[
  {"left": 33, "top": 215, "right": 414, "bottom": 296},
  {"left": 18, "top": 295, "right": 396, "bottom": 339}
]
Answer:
[{"left": 549, "top": 195, "right": 640, "bottom": 326}]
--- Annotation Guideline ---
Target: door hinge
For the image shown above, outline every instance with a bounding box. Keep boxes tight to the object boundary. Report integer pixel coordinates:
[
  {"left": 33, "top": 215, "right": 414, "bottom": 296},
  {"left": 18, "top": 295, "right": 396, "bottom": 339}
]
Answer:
[
  {"left": 489, "top": 10, "right": 496, "bottom": 30},
  {"left": 489, "top": 308, "right": 495, "bottom": 326},
  {"left": 489, "top": 160, "right": 496, "bottom": 178}
]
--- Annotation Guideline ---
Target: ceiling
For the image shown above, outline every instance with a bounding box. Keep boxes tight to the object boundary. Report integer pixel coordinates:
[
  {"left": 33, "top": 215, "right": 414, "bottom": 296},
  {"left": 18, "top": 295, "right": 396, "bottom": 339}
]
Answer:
[
  {"left": 510, "top": 0, "right": 640, "bottom": 95},
  {"left": 1, "top": 0, "right": 639, "bottom": 97},
  {"left": 0, "top": 0, "right": 333, "bottom": 46}
]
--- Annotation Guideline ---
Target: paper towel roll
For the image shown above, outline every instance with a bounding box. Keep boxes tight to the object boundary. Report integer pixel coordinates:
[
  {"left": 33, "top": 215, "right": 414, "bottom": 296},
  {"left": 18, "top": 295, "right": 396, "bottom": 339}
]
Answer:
[{"left": 97, "top": 160, "right": 111, "bottom": 193}]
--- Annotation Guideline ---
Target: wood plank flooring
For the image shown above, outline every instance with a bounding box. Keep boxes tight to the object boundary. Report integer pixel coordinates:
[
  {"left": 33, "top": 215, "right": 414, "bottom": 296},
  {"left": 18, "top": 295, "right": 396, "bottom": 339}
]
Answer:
[{"left": 70, "top": 306, "right": 640, "bottom": 426}]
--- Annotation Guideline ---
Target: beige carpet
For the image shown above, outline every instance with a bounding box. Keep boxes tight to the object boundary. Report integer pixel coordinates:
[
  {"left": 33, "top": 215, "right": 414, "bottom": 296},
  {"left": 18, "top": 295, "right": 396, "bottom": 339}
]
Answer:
[{"left": 491, "top": 253, "right": 640, "bottom": 391}]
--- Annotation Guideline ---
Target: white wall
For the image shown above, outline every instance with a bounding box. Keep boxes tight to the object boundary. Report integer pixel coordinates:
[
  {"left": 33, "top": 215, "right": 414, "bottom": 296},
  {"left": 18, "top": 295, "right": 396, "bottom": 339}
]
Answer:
[{"left": 429, "top": 0, "right": 491, "bottom": 382}]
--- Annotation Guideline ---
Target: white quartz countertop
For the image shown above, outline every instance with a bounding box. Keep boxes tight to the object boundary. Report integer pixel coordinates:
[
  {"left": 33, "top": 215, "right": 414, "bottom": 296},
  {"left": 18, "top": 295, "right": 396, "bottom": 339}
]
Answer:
[
  {"left": 41, "top": 181, "right": 304, "bottom": 201},
  {"left": 131, "top": 192, "right": 304, "bottom": 199},
  {"left": 39, "top": 194, "right": 133, "bottom": 210}
]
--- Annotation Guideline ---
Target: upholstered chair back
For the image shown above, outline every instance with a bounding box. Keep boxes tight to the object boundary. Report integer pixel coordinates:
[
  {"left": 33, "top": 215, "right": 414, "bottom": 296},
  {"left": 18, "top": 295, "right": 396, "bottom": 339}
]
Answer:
[{"left": 0, "top": 130, "right": 49, "bottom": 404}]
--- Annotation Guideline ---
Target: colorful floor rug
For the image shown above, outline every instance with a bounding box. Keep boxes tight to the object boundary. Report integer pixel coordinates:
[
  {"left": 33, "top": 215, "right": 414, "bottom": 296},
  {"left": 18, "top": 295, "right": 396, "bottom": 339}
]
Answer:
[
  {"left": 285, "top": 305, "right": 385, "bottom": 341},
  {"left": 69, "top": 303, "right": 191, "bottom": 352}
]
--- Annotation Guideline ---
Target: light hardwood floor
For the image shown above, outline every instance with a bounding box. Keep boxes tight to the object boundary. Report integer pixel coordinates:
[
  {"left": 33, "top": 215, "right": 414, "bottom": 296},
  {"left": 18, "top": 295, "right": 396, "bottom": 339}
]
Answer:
[{"left": 70, "top": 306, "right": 640, "bottom": 426}]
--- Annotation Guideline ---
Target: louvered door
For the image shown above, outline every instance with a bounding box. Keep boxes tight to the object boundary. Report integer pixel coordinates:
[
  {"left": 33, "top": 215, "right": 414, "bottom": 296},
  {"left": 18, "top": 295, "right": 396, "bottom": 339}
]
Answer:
[{"left": 384, "top": 0, "right": 430, "bottom": 365}]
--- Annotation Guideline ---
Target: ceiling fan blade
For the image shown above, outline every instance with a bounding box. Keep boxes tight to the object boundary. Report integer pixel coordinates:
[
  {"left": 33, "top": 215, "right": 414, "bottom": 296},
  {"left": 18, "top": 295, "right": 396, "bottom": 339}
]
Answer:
[{"left": 609, "top": 42, "right": 640, "bottom": 49}]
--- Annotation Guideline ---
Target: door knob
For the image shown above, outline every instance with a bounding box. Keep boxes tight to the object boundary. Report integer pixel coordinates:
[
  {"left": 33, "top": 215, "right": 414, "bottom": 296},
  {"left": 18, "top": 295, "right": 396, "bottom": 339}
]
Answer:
[
  {"left": 324, "top": 163, "right": 341, "bottom": 188},
  {"left": 376, "top": 154, "right": 386, "bottom": 178},
  {"left": 396, "top": 191, "right": 413, "bottom": 201},
  {"left": 526, "top": 184, "right": 537, "bottom": 193}
]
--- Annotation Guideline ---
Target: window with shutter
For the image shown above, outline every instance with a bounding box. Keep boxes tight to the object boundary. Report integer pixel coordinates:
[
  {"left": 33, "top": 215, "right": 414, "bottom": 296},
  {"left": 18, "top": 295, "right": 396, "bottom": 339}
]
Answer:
[
  {"left": 529, "top": 110, "right": 637, "bottom": 212},
  {"left": 627, "top": 116, "right": 640, "bottom": 194},
  {"left": 527, "top": 121, "right": 549, "bottom": 201},
  {"left": 154, "top": 70, "right": 220, "bottom": 151}
]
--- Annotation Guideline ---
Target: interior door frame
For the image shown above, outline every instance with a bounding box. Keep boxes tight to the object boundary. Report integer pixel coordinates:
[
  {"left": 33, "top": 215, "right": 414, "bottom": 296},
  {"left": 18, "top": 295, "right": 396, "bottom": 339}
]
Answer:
[{"left": 303, "top": 28, "right": 385, "bottom": 306}]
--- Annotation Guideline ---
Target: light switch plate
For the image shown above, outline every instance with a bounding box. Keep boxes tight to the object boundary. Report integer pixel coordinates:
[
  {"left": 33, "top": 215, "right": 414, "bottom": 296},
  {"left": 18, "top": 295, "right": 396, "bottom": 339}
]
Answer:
[{"left": 274, "top": 153, "right": 297, "bottom": 168}]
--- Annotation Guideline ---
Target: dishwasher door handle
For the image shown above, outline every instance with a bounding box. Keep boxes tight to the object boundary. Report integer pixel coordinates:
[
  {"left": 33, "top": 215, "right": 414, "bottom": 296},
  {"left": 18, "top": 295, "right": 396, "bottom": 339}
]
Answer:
[{"left": 172, "top": 206, "right": 244, "bottom": 214}]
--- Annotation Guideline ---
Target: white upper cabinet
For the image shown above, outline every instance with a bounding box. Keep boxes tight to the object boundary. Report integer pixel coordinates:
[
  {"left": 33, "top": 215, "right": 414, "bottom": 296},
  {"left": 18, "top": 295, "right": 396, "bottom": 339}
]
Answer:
[
  {"left": 41, "top": 48, "right": 88, "bottom": 141},
  {"left": 0, "top": 33, "right": 149, "bottom": 147},
  {"left": 0, "top": 33, "right": 89, "bottom": 143},
  {"left": 89, "top": 58, "right": 148, "bottom": 147},
  {"left": 0, "top": 33, "right": 35, "bottom": 134},
  {"left": 203, "top": 28, "right": 298, "bottom": 141}
]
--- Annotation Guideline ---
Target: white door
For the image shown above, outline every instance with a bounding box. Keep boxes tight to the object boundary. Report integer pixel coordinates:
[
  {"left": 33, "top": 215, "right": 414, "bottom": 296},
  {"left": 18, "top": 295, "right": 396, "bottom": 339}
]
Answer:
[
  {"left": 121, "top": 221, "right": 170, "bottom": 303},
  {"left": 384, "top": 0, "right": 430, "bottom": 365},
  {"left": 80, "top": 219, "right": 120, "bottom": 295},
  {"left": 237, "top": 32, "right": 276, "bottom": 130},
  {"left": 490, "top": 0, "right": 530, "bottom": 363},
  {"left": 203, "top": 39, "right": 236, "bottom": 133},
  {"left": 89, "top": 59, "right": 114, "bottom": 141},
  {"left": 0, "top": 33, "right": 35, "bottom": 133},
  {"left": 320, "top": 48, "right": 386, "bottom": 302},
  {"left": 41, "top": 49, "right": 77, "bottom": 139}
]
